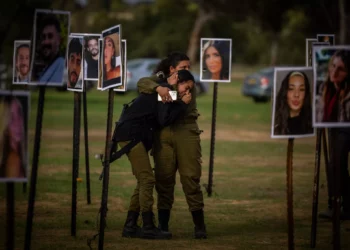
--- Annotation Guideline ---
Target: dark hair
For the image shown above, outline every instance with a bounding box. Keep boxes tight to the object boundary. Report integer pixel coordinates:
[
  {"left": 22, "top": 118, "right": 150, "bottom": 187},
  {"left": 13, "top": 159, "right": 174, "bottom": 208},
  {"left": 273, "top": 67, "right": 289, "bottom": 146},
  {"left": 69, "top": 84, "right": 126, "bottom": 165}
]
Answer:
[
  {"left": 68, "top": 38, "right": 82, "bottom": 57},
  {"left": 177, "top": 69, "right": 194, "bottom": 84},
  {"left": 16, "top": 44, "right": 29, "bottom": 57},
  {"left": 202, "top": 40, "right": 230, "bottom": 80},
  {"left": 153, "top": 51, "right": 189, "bottom": 76},
  {"left": 40, "top": 13, "right": 61, "bottom": 34},
  {"left": 84, "top": 36, "right": 98, "bottom": 49},
  {"left": 274, "top": 71, "right": 312, "bottom": 135},
  {"left": 323, "top": 50, "right": 350, "bottom": 106}
]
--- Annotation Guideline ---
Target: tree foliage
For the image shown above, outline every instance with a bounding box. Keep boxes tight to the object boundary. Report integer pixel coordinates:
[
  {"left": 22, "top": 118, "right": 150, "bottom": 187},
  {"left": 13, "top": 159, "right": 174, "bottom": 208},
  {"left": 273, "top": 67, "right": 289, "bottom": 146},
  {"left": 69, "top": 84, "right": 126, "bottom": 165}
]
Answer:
[{"left": 0, "top": 0, "right": 347, "bottom": 68}]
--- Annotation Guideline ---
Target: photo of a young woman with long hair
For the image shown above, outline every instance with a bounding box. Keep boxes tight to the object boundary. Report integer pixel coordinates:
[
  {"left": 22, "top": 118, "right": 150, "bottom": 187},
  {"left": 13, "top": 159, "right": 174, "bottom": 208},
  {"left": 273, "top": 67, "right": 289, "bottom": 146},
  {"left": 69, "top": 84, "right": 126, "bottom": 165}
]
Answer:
[{"left": 272, "top": 67, "right": 314, "bottom": 138}]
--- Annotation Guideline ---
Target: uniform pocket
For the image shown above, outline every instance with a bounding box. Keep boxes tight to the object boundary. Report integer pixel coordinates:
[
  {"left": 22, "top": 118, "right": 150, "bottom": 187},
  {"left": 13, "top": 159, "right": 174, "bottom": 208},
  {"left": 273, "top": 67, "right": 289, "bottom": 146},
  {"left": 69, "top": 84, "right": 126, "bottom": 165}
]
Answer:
[{"left": 190, "top": 128, "right": 203, "bottom": 135}]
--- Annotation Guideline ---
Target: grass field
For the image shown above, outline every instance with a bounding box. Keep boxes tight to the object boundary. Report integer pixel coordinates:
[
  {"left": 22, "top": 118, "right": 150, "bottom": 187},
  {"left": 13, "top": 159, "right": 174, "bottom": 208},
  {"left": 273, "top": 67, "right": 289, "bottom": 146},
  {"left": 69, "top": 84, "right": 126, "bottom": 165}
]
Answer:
[{"left": 1, "top": 81, "right": 350, "bottom": 250}]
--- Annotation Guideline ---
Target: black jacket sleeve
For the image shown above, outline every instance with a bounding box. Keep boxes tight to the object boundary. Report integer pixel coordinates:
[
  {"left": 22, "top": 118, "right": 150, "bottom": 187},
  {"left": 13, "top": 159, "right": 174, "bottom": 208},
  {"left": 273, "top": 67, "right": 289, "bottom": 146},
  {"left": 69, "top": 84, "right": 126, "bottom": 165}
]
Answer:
[{"left": 157, "top": 100, "right": 188, "bottom": 127}]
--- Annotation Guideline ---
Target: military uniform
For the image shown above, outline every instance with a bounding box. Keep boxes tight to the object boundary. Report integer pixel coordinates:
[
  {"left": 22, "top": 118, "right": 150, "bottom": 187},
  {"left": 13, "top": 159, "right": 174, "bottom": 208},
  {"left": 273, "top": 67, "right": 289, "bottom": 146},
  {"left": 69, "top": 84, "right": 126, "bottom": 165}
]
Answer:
[
  {"left": 137, "top": 75, "right": 207, "bottom": 238},
  {"left": 114, "top": 83, "right": 188, "bottom": 238}
]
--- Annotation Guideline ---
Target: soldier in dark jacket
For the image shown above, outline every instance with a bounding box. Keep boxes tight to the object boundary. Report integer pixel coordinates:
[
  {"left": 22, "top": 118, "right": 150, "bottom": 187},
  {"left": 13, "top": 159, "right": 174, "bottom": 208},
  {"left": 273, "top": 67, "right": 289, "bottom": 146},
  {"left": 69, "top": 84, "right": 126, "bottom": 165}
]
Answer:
[
  {"left": 114, "top": 69, "right": 195, "bottom": 239},
  {"left": 137, "top": 52, "right": 207, "bottom": 239}
]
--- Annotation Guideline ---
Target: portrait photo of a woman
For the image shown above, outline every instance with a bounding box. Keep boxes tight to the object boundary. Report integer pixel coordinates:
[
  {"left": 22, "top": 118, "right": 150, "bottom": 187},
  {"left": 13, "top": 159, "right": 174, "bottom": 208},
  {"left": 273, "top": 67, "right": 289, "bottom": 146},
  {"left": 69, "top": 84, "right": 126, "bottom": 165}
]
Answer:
[
  {"left": 272, "top": 68, "right": 314, "bottom": 138},
  {"left": 114, "top": 39, "right": 127, "bottom": 92},
  {"left": 0, "top": 92, "right": 29, "bottom": 182},
  {"left": 200, "top": 38, "right": 232, "bottom": 83},
  {"left": 314, "top": 47, "right": 350, "bottom": 127},
  {"left": 101, "top": 25, "right": 122, "bottom": 90}
]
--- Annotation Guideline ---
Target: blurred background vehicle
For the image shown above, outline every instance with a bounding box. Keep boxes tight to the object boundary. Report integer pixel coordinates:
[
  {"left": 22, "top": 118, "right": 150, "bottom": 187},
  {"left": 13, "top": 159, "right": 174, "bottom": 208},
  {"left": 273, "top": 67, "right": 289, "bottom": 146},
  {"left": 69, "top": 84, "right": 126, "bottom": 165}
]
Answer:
[
  {"left": 241, "top": 67, "right": 274, "bottom": 103},
  {"left": 126, "top": 58, "right": 209, "bottom": 95}
]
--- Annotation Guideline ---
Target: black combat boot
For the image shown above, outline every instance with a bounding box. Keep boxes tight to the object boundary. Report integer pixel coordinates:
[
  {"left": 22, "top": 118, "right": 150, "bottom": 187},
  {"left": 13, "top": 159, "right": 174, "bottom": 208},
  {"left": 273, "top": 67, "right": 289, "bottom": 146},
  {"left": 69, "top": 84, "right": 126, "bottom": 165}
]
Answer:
[
  {"left": 122, "top": 210, "right": 141, "bottom": 238},
  {"left": 191, "top": 209, "right": 207, "bottom": 239},
  {"left": 158, "top": 209, "right": 171, "bottom": 232},
  {"left": 318, "top": 197, "right": 333, "bottom": 219},
  {"left": 341, "top": 181, "right": 350, "bottom": 220},
  {"left": 341, "top": 206, "right": 350, "bottom": 220},
  {"left": 141, "top": 211, "right": 172, "bottom": 239}
]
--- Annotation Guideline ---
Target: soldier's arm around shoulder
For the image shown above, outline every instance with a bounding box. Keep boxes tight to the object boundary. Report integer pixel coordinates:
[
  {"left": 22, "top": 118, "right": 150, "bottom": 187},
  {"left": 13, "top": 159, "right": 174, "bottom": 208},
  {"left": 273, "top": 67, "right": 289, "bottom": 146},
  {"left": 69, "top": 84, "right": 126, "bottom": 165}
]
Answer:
[{"left": 137, "top": 75, "right": 160, "bottom": 94}]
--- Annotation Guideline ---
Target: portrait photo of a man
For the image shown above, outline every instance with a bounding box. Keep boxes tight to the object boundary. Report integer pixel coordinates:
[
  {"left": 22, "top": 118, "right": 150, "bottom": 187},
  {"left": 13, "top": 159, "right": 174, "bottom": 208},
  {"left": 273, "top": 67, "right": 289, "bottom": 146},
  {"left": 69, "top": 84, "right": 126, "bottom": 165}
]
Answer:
[
  {"left": 30, "top": 9, "right": 70, "bottom": 86},
  {"left": 13, "top": 40, "right": 30, "bottom": 84},
  {"left": 84, "top": 34, "right": 101, "bottom": 81},
  {"left": 67, "top": 36, "right": 83, "bottom": 92}
]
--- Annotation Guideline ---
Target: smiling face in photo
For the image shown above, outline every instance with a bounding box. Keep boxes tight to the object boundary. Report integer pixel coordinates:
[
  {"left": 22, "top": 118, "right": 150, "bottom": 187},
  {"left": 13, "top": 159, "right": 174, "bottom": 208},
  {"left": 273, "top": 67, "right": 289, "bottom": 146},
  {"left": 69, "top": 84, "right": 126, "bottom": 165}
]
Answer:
[{"left": 16, "top": 46, "right": 30, "bottom": 77}]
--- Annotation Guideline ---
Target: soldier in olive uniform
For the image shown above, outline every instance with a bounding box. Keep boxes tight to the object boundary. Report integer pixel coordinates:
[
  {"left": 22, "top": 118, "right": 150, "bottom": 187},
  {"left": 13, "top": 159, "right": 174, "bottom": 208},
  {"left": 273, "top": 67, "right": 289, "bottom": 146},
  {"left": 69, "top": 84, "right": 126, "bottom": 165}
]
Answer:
[
  {"left": 116, "top": 70, "right": 195, "bottom": 239},
  {"left": 137, "top": 52, "right": 207, "bottom": 239}
]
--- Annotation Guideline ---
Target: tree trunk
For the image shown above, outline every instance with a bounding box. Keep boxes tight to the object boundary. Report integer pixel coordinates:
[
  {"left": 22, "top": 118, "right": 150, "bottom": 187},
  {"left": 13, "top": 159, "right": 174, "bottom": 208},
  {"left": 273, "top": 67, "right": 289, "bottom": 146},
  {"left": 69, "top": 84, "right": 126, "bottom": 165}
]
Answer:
[
  {"left": 339, "top": 0, "right": 346, "bottom": 44},
  {"left": 186, "top": 7, "right": 214, "bottom": 64}
]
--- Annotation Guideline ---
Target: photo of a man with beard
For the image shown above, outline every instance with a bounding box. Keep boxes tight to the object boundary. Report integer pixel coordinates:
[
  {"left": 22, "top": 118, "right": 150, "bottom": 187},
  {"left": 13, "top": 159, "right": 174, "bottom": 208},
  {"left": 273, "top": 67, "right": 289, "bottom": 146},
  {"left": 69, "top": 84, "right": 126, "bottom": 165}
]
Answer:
[
  {"left": 67, "top": 37, "right": 83, "bottom": 91},
  {"left": 84, "top": 35, "right": 100, "bottom": 80},
  {"left": 13, "top": 41, "right": 30, "bottom": 84},
  {"left": 30, "top": 10, "right": 70, "bottom": 86}
]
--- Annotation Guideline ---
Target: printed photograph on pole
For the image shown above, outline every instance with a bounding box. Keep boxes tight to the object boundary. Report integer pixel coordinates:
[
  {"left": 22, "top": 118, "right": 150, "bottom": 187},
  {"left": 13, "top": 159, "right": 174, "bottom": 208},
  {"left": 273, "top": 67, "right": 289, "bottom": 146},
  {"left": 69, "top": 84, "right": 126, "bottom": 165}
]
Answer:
[
  {"left": 97, "top": 38, "right": 103, "bottom": 90},
  {"left": 313, "top": 45, "right": 350, "bottom": 127},
  {"left": 271, "top": 67, "right": 314, "bottom": 138},
  {"left": 307, "top": 41, "right": 330, "bottom": 67},
  {"left": 83, "top": 34, "right": 101, "bottom": 81},
  {"left": 114, "top": 39, "right": 127, "bottom": 92},
  {"left": 67, "top": 35, "right": 84, "bottom": 92},
  {"left": 101, "top": 25, "right": 122, "bottom": 90},
  {"left": 71, "top": 33, "right": 101, "bottom": 81},
  {"left": 0, "top": 91, "right": 30, "bottom": 182},
  {"left": 305, "top": 38, "right": 317, "bottom": 66},
  {"left": 317, "top": 34, "right": 335, "bottom": 45},
  {"left": 12, "top": 40, "right": 31, "bottom": 84},
  {"left": 200, "top": 38, "right": 232, "bottom": 83},
  {"left": 29, "top": 9, "right": 70, "bottom": 86}
]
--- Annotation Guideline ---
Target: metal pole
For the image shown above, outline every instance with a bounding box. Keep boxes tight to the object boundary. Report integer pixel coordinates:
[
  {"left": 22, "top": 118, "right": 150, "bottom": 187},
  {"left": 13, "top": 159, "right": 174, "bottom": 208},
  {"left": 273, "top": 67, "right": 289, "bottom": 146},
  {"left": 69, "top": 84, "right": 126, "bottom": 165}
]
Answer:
[
  {"left": 98, "top": 89, "right": 114, "bottom": 250},
  {"left": 71, "top": 92, "right": 81, "bottom": 236},
  {"left": 310, "top": 128, "right": 322, "bottom": 248},
  {"left": 330, "top": 129, "right": 340, "bottom": 250},
  {"left": 83, "top": 84, "right": 91, "bottom": 204},
  {"left": 207, "top": 82, "right": 218, "bottom": 197},
  {"left": 24, "top": 86, "right": 46, "bottom": 250},
  {"left": 323, "top": 128, "right": 332, "bottom": 211},
  {"left": 287, "top": 138, "right": 295, "bottom": 250},
  {"left": 6, "top": 183, "right": 15, "bottom": 250}
]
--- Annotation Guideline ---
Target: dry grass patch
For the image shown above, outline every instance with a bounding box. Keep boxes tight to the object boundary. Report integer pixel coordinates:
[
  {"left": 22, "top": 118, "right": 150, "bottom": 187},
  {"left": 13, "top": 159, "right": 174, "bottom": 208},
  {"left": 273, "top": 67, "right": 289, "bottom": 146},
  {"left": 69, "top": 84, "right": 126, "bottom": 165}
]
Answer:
[{"left": 200, "top": 127, "right": 273, "bottom": 143}]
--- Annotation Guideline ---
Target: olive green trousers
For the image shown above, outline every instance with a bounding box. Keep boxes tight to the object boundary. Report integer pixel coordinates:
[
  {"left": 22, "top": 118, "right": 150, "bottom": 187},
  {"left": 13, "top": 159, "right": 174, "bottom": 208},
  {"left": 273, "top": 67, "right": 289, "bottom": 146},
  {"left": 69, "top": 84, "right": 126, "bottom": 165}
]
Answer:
[
  {"left": 153, "top": 122, "right": 204, "bottom": 212},
  {"left": 119, "top": 141, "right": 155, "bottom": 212}
]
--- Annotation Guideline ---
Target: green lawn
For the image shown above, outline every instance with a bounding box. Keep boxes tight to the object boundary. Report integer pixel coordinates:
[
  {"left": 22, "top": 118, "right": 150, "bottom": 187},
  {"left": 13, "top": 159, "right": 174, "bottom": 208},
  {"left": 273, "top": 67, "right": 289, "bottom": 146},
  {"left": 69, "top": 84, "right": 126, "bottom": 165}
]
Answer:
[{"left": 0, "top": 82, "right": 349, "bottom": 249}]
